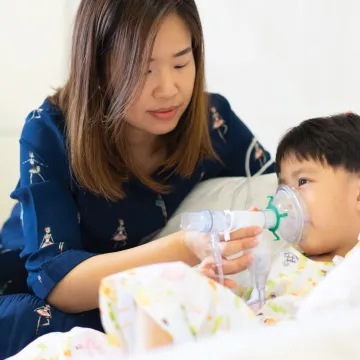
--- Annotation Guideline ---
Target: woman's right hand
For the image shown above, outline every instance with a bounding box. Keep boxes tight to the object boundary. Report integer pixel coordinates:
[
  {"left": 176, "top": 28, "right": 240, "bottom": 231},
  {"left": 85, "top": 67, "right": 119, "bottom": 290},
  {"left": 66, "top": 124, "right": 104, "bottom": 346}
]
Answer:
[{"left": 182, "top": 226, "right": 261, "bottom": 280}]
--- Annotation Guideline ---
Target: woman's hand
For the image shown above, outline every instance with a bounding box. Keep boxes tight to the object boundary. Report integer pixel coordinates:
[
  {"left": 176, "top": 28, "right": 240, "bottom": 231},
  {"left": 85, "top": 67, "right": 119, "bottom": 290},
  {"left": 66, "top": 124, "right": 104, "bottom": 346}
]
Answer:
[
  {"left": 183, "top": 225, "right": 261, "bottom": 287},
  {"left": 197, "top": 257, "right": 238, "bottom": 288}
]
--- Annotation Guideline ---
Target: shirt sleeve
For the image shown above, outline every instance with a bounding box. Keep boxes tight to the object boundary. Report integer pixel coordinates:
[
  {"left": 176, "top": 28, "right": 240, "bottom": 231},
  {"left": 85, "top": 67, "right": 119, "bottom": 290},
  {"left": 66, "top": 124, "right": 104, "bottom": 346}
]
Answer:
[
  {"left": 209, "top": 94, "right": 275, "bottom": 177},
  {"left": 11, "top": 109, "right": 97, "bottom": 300}
]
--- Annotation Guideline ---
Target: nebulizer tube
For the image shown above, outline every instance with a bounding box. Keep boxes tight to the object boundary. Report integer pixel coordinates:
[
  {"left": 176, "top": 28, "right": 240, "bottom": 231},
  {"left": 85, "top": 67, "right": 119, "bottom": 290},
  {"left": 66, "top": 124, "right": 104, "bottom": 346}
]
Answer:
[
  {"left": 180, "top": 210, "right": 232, "bottom": 285},
  {"left": 180, "top": 185, "right": 309, "bottom": 309},
  {"left": 210, "top": 232, "right": 224, "bottom": 284},
  {"left": 230, "top": 137, "right": 274, "bottom": 211}
]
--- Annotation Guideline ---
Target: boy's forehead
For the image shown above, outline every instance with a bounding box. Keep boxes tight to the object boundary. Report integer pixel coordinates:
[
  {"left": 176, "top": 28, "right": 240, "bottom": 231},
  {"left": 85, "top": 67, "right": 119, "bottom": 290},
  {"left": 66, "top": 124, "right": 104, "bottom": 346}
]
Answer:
[{"left": 279, "top": 155, "right": 321, "bottom": 181}]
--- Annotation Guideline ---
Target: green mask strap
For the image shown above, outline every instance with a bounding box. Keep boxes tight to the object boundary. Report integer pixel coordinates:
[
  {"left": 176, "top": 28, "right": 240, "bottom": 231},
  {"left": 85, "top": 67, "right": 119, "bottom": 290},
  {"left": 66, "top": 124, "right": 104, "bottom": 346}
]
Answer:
[{"left": 266, "top": 196, "right": 288, "bottom": 241}]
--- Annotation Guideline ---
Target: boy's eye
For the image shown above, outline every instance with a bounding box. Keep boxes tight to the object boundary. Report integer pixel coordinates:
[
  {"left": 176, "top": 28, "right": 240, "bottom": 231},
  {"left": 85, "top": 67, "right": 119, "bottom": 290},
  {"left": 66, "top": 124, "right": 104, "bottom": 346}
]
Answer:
[{"left": 298, "top": 178, "right": 308, "bottom": 186}]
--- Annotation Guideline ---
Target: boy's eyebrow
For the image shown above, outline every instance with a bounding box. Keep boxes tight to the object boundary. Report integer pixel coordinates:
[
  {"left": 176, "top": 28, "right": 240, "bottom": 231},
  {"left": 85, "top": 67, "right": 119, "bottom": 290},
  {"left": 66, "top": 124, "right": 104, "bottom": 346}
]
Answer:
[
  {"left": 291, "top": 168, "right": 318, "bottom": 178},
  {"left": 150, "top": 47, "right": 192, "bottom": 62},
  {"left": 278, "top": 167, "right": 317, "bottom": 184}
]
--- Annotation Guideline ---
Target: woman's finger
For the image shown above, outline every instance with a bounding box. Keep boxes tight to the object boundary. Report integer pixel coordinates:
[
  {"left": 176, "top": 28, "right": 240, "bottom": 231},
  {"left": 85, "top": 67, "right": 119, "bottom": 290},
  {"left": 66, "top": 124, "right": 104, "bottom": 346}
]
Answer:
[
  {"left": 221, "top": 253, "right": 254, "bottom": 275},
  {"left": 223, "top": 278, "right": 237, "bottom": 289},
  {"left": 218, "top": 226, "right": 262, "bottom": 242},
  {"left": 197, "top": 266, "right": 216, "bottom": 279},
  {"left": 219, "top": 236, "right": 258, "bottom": 257},
  {"left": 198, "top": 266, "right": 238, "bottom": 289},
  {"left": 198, "top": 257, "right": 216, "bottom": 270}
]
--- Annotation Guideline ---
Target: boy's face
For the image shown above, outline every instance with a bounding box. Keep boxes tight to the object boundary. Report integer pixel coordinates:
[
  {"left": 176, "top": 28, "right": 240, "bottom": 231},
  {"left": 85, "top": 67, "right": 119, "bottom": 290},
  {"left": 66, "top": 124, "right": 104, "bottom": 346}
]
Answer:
[{"left": 279, "top": 155, "right": 360, "bottom": 257}]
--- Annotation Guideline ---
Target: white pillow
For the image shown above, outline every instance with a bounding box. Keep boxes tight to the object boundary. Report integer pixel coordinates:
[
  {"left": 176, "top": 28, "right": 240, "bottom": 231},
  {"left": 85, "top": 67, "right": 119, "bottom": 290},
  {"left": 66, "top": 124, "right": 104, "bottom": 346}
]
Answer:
[{"left": 158, "top": 173, "right": 279, "bottom": 238}]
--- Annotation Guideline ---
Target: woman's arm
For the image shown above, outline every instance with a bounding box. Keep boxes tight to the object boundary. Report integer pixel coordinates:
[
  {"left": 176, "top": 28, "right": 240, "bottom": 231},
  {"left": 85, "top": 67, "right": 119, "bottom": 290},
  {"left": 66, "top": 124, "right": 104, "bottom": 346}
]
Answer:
[
  {"left": 134, "top": 307, "right": 173, "bottom": 351},
  {"left": 12, "top": 106, "right": 192, "bottom": 314},
  {"left": 47, "top": 231, "right": 197, "bottom": 313},
  {"left": 48, "top": 224, "right": 258, "bottom": 313},
  {"left": 14, "top": 113, "right": 196, "bottom": 313}
]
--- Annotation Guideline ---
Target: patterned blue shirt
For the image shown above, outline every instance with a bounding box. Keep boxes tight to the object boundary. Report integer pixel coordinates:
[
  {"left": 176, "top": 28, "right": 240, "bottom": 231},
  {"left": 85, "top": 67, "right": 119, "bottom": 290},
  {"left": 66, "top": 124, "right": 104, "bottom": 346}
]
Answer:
[{"left": 9, "top": 93, "right": 274, "bottom": 300}]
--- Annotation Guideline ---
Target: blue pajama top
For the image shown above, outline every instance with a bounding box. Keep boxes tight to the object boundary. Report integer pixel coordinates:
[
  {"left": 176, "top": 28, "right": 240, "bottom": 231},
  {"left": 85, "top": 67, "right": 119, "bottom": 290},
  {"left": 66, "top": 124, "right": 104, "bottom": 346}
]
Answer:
[{"left": 6, "top": 93, "right": 275, "bottom": 301}]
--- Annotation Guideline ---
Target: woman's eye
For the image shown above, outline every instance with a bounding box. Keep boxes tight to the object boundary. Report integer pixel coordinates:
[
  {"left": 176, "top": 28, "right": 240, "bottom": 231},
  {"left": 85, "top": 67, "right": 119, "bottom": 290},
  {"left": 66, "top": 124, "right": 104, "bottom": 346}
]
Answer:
[
  {"left": 174, "top": 63, "right": 188, "bottom": 69},
  {"left": 298, "top": 178, "right": 308, "bottom": 186}
]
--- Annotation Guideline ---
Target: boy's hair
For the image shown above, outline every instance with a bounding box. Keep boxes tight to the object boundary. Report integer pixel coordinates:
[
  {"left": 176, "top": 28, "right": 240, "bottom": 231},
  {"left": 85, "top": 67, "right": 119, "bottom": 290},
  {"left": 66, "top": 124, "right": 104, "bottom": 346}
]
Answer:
[{"left": 276, "top": 112, "right": 360, "bottom": 175}]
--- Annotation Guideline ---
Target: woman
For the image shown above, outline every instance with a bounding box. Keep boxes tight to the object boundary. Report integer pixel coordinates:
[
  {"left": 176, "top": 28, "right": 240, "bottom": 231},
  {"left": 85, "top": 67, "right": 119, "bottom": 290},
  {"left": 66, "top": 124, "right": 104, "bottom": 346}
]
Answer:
[{"left": 0, "top": 0, "right": 274, "bottom": 357}]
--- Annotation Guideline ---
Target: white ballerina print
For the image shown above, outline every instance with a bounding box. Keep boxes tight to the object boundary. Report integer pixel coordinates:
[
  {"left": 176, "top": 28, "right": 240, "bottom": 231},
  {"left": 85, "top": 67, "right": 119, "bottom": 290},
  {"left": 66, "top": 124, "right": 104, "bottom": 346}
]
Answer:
[
  {"left": 23, "top": 151, "right": 47, "bottom": 184},
  {"left": 26, "top": 108, "right": 43, "bottom": 124},
  {"left": 34, "top": 304, "right": 52, "bottom": 335},
  {"left": 254, "top": 141, "right": 267, "bottom": 167},
  {"left": 156, "top": 194, "right": 168, "bottom": 223},
  {"left": 112, "top": 219, "right": 128, "bottom": 248},
  {"left": 40, "top": 226, "right": 55, "bottom": 248},
  {"left": 210, "top": 106, "right": 228, "bottom": 141}
]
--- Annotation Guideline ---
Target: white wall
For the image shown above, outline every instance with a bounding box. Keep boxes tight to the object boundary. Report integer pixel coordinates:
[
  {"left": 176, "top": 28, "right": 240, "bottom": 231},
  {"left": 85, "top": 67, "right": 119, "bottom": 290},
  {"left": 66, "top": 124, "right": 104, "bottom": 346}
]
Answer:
[
  {"left": 196, "top": 0, "right": 360, "bottom": 155},
  {"left": 0, "top": 0, "right": 360, "bottom": 222},
  {"left": 0, "top": 0, "right": 72, "bottom": 222},
  {"left": 0, "top": 0, "right": 71, "bottom": 136}
]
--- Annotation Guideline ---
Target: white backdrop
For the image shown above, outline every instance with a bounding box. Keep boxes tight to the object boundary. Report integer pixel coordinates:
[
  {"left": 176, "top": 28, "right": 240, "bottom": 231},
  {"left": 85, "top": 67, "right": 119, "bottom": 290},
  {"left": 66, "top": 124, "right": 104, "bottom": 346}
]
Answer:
[
  {"left": 196, "top": 0, "right": 360, "bottom": 154},
  {"left": 1, "top": 0, "right": 360, "bottom": 149},
  {"left": 0, "top": 0, "right": 360, "bottom": 221},
  {"left": 0, "top": 0, "right": 69, "bottom": 137}
]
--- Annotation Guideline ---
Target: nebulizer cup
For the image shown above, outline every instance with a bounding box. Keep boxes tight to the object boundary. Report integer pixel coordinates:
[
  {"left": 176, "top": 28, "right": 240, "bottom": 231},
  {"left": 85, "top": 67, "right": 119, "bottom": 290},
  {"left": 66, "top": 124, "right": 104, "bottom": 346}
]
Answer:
[
  {"left": 246, "top": 185, "right": 309, "bottom": 309},
  {"left": 181, "top": 210, "right": 233, "bottom": 285},
  {"left": 180, "top": 185, "right": 309, "bottom": 305}
]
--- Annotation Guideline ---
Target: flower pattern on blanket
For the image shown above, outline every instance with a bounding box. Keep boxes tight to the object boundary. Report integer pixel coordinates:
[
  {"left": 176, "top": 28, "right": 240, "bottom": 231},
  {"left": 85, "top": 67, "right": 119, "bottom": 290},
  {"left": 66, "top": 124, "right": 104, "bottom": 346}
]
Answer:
[
  {"left": 8, "top": 327, "right": 121, "bottom": 359},
  {"left": 231, "top": 244, "right": 334, "bottom": 323},
  {"left": 12, "top": 243, "right": 360, "bottom": 359},
  {"left": 99, "top": 263, "right": 256, "bottom": 353}
]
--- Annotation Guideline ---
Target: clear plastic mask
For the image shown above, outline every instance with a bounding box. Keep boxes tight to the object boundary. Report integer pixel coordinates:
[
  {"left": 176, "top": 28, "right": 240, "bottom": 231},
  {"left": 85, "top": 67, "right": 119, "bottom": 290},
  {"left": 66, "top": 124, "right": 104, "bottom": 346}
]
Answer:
[{"left": 267, "top": 184, "right": 310, "bottom": 244}]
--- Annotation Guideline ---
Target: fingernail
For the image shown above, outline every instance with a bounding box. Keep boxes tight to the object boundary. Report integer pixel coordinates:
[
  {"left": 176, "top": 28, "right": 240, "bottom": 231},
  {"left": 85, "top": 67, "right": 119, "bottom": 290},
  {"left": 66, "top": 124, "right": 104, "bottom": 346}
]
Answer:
[
  {"left": 251, "top": 239, "right": 259, "bottom": 247},
  {"left": 254, "top": 228, "right": 262, "bottom": 235},
  {"left": 247, "top": 253, "right": 254, "bottom": 265}
]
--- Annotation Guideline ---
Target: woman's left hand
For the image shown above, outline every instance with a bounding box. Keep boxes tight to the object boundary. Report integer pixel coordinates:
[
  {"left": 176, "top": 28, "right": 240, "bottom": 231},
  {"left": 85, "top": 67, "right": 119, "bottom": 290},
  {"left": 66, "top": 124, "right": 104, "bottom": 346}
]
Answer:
[
  {"left": 197, "top": 257, "right": 238, "bottom": 288},
  {"left": 183, "top": 225, "right": 261, "bottom": 288}
]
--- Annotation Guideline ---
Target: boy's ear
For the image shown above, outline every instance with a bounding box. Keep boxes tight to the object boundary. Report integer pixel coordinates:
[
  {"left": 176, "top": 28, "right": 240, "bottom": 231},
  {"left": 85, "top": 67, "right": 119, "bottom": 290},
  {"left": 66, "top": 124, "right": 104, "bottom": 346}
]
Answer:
[{"left": 356, "top": 175, "right": 360, "bottom": 212}]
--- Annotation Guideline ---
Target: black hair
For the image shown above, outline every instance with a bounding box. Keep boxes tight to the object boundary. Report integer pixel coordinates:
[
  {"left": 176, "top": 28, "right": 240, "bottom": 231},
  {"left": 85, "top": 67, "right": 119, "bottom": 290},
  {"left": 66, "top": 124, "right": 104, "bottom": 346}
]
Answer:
[{"left": 276, "top": 112, "right": 360, "bottom": 175}]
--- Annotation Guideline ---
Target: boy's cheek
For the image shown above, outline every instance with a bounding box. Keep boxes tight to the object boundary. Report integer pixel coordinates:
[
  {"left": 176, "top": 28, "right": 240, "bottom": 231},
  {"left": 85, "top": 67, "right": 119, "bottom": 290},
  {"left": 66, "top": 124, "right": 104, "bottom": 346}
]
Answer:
[
  {"left": 299, "top": 239, "right": 321, "bottom": 256},
  {"left": 298, "top": 228, "right": 319, "bottom": 255},
  {"left": 297, "top": 238, "right": 312, "bottom": 255}
]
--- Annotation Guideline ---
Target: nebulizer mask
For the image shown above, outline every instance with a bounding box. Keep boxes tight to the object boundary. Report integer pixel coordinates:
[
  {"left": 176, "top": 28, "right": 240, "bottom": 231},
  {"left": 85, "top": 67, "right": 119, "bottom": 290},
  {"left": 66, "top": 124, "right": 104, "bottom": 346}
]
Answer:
[{"left": 180, "top": 184, "right": 309, "bottom": 308}]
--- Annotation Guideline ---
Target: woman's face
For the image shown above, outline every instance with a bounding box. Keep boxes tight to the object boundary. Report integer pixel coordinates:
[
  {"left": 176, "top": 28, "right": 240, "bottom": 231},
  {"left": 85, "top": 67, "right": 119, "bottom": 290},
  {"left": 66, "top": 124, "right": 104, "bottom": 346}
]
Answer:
[{"left": 124, "top": 14, "right": 196, "bottom": 140}]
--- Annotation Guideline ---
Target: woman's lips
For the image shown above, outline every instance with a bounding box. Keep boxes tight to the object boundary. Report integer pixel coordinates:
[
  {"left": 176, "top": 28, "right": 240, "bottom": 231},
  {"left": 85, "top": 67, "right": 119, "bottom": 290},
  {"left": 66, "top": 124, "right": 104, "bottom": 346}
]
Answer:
[{"left": 148, "top": 106, "right": 179, "bottom": 120}]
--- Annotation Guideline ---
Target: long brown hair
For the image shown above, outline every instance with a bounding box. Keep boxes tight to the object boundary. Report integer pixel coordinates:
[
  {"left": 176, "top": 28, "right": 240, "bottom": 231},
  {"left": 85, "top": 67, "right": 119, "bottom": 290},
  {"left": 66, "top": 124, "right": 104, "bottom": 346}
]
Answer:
[{"left": 51, "top": 0, "right": 215, "bottom": 201}]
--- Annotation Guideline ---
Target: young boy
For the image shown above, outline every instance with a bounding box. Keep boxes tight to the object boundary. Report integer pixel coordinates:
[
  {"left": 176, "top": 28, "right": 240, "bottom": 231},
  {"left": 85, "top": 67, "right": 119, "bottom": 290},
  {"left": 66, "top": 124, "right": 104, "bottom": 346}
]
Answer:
[
  {"left": 225, "top": 111, "right": 360, "bottom": 319},
  {"left": 10, "top": 113, "right": 360, "bottom": 358},
  {"left": 276, "top": 111, "right": 360, "bottom": 262}
]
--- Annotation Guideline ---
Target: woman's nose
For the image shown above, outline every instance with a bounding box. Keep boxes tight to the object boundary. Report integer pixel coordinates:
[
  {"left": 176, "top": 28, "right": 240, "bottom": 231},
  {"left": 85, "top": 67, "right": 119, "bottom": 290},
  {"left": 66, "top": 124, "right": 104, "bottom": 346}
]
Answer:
[{"left": 153, "top": 71, "right": 178, "bottom": 99}]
